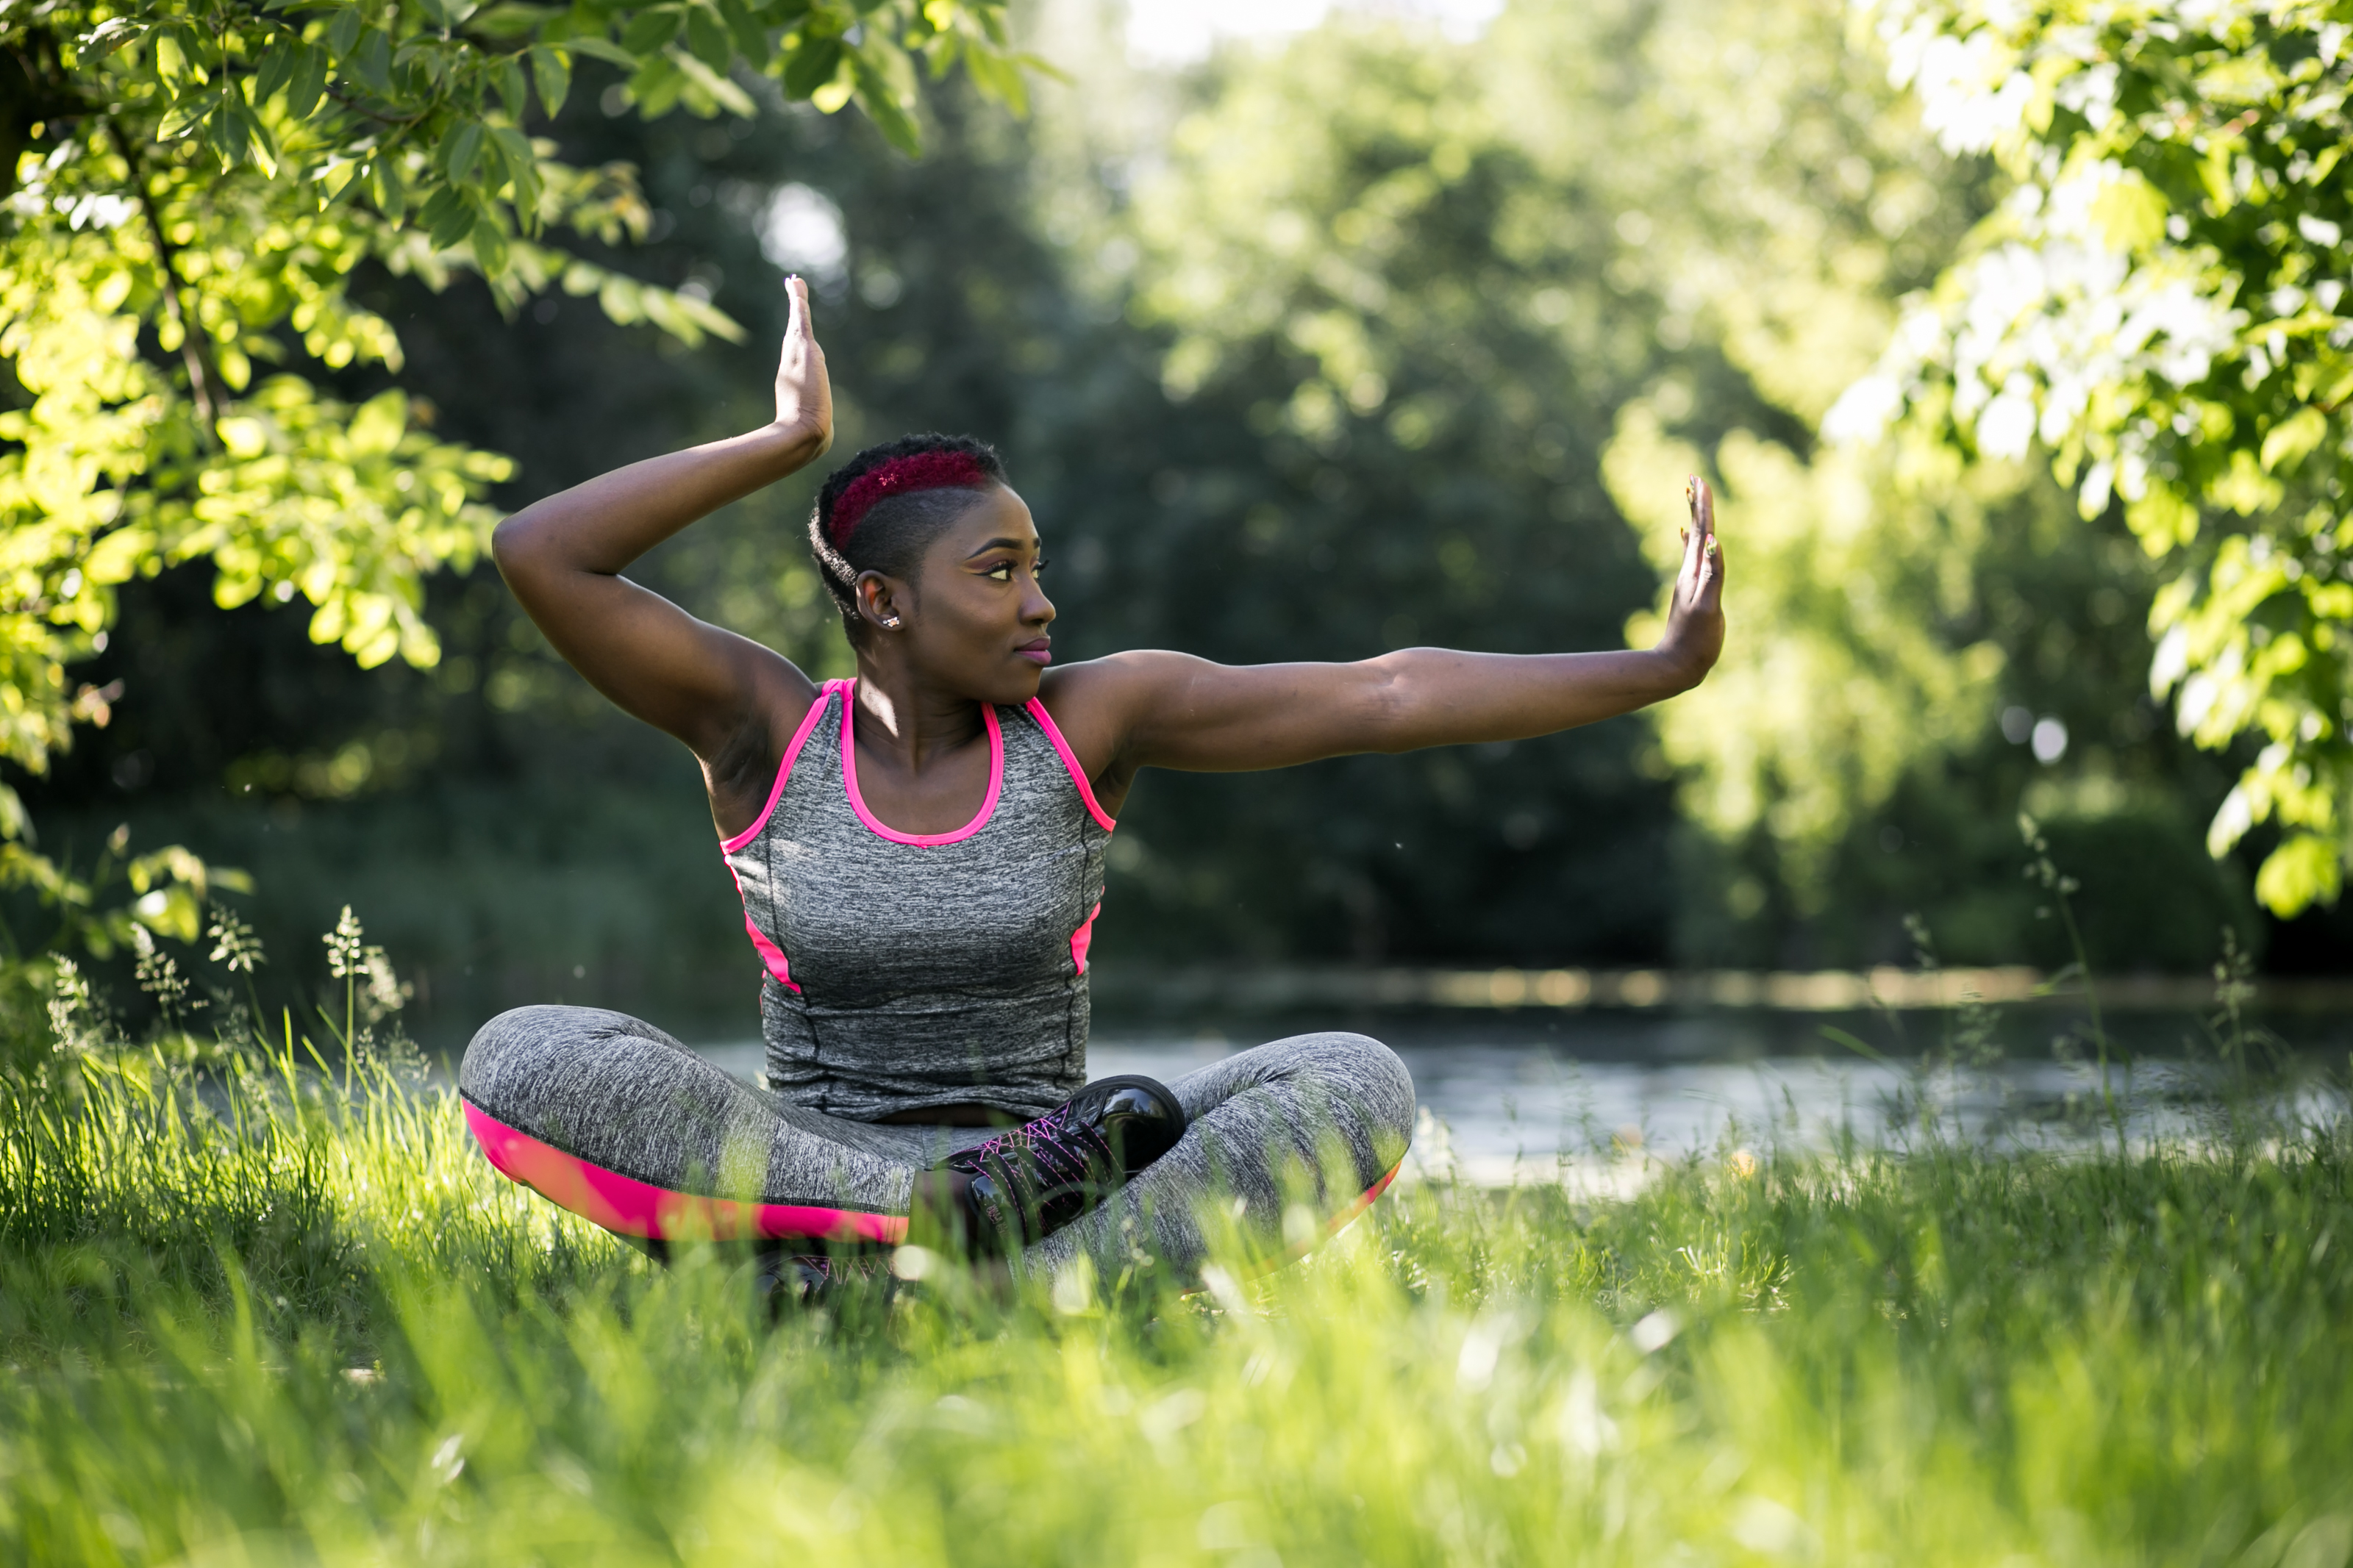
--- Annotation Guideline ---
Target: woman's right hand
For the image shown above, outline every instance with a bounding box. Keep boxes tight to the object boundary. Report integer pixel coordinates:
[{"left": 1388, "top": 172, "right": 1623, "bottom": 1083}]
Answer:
[{"left": 774, "top": 275, "right": 834, "bottom": 460}]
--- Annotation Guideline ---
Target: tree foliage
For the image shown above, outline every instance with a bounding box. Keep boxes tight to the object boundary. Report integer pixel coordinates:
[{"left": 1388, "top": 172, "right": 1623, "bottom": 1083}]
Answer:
[
  {"left": 20, "top": 1, "right": 2304, "bottom": 996},
  {"left": 1546, "top": 0, "right": 2011, "bottom": 910},
  {"left": 0, "top": 0, "right": 1029, "bottom": 944},
  {"left": 1844, "top": 0, "right": 2353, "bottom": 915}
]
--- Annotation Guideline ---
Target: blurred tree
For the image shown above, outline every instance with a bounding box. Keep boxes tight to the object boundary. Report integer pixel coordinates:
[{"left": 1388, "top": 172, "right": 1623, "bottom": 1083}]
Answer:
[
  {"left": 1061, "top": 23, "right": 1682, "bottom": 964},
  {"left": 0, "top": 0, "right": 1032, "bottom": 951},
  {"left": 1844, "top": 0, "right": 2353, "bottom": 918},
  {"left": 1517, "top": 0, "right": 2265, "bottom": 968},
  {"left": 29, "top": 0, "right": 2332, "bottom": 1014}
]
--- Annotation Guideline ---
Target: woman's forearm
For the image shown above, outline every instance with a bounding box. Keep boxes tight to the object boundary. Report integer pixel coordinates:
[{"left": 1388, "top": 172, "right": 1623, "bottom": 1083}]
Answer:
[
  {"left": 494, "top": 421, "right": 824, "bottom": 576},
  {"left": 1363, "top": 644, "right": 1703, "bottom": 751}
]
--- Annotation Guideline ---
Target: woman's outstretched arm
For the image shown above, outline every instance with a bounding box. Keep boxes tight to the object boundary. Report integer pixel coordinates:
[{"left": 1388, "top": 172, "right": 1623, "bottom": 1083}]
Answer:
[
  {"left": 1048, "top": 477, "right": 1724, "bottom": 785},
  {"left": 490, "top": 278, "right": 834, "bottom": 762}
]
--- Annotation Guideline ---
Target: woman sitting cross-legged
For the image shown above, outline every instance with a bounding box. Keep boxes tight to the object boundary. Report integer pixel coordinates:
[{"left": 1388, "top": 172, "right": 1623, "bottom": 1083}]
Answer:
[{"left": 460, "top": 277, "right": 1726, "bottom": 1292}]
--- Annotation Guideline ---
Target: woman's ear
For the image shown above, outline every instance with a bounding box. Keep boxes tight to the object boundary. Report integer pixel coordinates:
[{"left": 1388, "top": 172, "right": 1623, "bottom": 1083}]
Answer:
[{"left": 856, "top": 571, "right": 907, "bottom": 631}]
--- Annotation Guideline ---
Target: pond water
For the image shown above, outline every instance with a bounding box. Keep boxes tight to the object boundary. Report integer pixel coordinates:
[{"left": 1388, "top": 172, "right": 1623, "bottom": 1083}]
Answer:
[{"left": 694, "top": 1008, "right": 2352, "bottom": 1188}]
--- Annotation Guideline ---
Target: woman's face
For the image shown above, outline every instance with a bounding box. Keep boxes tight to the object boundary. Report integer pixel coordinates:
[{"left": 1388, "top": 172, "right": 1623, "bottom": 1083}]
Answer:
[{"left": 874, "top": 484, "right": 1057, "bottom": 705}]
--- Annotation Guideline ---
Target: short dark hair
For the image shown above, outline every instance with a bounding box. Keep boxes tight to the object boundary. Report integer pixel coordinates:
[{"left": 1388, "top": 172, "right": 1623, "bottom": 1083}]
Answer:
[{"left": 808, "top": 432, "right": 1009, "bottom": 636}]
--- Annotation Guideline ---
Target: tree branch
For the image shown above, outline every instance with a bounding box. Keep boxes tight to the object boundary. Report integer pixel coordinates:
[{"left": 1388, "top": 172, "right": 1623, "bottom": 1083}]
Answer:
[{"left": 101, "top": 119, "right": 222, "bottom": 444}]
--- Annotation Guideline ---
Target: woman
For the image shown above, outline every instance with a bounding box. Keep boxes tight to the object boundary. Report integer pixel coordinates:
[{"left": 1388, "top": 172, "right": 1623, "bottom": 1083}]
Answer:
[{"left": 461, "top": 279, "right": 1725, "bottom": 1290}]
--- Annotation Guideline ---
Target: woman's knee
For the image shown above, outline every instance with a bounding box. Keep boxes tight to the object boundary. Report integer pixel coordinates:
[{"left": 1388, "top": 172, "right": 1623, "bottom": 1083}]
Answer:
[
  {"left": 460, "top": 1004, "right": 618, "bottom": 1113},
  {"left": 1293, "top": 1031, "right": 1416, "bottom": 1159}
]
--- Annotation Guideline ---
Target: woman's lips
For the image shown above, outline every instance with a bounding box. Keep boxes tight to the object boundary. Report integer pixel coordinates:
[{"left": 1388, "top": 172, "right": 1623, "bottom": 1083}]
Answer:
[{"left": 1017, "top": 640, "right": 1051, "bottom": 665}]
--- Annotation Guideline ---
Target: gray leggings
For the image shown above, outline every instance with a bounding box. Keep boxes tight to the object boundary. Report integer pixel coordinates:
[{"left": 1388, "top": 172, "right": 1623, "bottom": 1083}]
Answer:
[{"left": 460, "top": 1006, "right": 1416, "bottom": 1278}]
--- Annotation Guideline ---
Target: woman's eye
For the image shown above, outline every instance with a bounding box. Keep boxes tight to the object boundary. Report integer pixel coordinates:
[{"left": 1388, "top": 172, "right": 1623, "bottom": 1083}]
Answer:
[
  {"left": 1032, "top": 557, "right": 1050, "bottom": 578},
  {"left": 985, "top": 563, "right": 1013, "bottom": 581}
]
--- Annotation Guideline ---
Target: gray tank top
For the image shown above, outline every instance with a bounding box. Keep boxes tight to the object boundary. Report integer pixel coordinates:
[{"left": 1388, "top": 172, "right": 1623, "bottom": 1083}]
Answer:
[{"left": 721, "top": 679, "right": 1116, "bottom": 1122}]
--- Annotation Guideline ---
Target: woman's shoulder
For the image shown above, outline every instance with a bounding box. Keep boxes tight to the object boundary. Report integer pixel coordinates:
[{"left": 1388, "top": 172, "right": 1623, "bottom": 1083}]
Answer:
[{"left": 1035, "top": 650, "right": 1202, "bottom": 721}]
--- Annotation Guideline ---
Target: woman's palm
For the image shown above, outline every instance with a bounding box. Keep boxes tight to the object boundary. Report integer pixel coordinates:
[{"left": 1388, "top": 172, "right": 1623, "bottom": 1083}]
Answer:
[{"left": 775, "top": 275, "right": 834, "bottom": 453}]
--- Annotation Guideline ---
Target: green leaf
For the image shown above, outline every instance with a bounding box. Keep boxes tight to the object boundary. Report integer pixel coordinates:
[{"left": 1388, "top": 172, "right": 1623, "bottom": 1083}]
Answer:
[
  {"left": 77, "top": 16, "right": 142, "bottom": 60},
  {"left": 621, "top": 8, "right": 684, "bottom": 54},
  {"left": 629, "top": 52, "right": 688, "bottom": 118},
  {"left": 366, "top": 154, "right": 407, "bottom": 220},
  {"left": 851, "top": 51, "right": 919, "bottom": 154},
  {"left": 240, "top": 104, "right": 282, "bottom": 180},
  {"left": 673, "top": 51, "right": 755, "bottom": 117},
  {"left": 210, "top": 101, "right": 252, "bottom": 170},
  {"left": 2089, "top": 173, "right": 2168, "bottom": 253},
  {"left": 327, "top": 7, "right": 363, "bottom": 56},
  {"left": 530, "top": 45, "right": 571, "bottom": 115},
  {"left": 351, "top": 30, "right": 393, "bottom": 95},
  {"left": 156, "top": 89, "right": 215, "bottom": 143},
  {"left": 469, "top": 3, "right": 563, "bottom": 38},
  {"left": 254, "top": 41, "right": 299, "bottom": 105},
  {"left": 474, "top": 126, "right": 512, "bottom": 194},
  {"left": 2254, "top": 832, "right": 2343, "bottom": 917},
  {"left": 563, "top": 35, "right": 641, "bottom": 67},
  {"left": 489, "top": 123, "right": 536, "bottom": 168},
  {"left": 2125, "top": 484, "right": 2199, "bottom": 554},
  {"left": 471, "top": 217, "right": 511, "bottom": 279},
  {"left": 498, "top": 56, "right": 530, "bottom": 118},
  {"left": 349, "top": 390, "right": 408, "bottom": 457},
  {"left": 685, "top": 2, "right": 733, "bottom": 71},
  {"left": 444, "top": 120, "right": 485, "bottom": 184},
  {"left": 287, "top": 44, "right": 329, "bottom": 118},
  {"left": 154, "top": 29, "right": 190, "bottom": 83},
  {"left": 490, "top": 125, "right": 540, "bottom": 217},
  {"left": 2261, "top": 407, "right": 2331, "bottom": 472},
  {"left": 419, "top": 185, "right": 475, "bottom": 248},
  {"left": 962, "top": 43, "right": 1024, "bottom": 114},
  {"left": 781, "top": 35, "right": 842, "bottom": 100},
  {"left": 716, "top": 0, "right": 771, "bottom": 66}
]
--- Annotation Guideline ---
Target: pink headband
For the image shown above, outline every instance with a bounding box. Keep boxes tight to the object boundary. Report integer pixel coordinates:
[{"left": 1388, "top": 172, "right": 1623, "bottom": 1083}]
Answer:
[{"left": 827, "top": 451, "right": 992, "bottom": 547}]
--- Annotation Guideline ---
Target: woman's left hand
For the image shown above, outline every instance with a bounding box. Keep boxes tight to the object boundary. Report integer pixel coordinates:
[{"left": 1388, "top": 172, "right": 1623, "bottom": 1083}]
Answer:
[{"left": 1655, "top": 474, "right": 1725, "bottom": 684}]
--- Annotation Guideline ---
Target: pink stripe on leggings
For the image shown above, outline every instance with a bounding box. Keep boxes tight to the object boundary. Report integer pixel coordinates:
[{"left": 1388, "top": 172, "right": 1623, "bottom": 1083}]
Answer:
[
  {"left": 1328, "top": 1159, "right": 1403, "bottom": 1236},
  {"left": 464, "top": 1101, "right": 908, "bottom": 1245}
]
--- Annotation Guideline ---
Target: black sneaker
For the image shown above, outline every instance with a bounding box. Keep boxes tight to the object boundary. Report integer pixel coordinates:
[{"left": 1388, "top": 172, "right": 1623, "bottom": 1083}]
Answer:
[
  {"left": 934, "top": 1075, "right": 1186, "bottom": 1252},
  {"left": 760, "top": 1247, "right": 894, "bottom": 1306}
]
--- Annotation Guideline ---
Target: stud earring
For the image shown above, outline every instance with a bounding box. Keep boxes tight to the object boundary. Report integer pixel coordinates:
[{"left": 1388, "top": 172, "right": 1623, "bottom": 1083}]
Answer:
[{"left": 882, "top": 615, "right": 901, "bottom": 629}]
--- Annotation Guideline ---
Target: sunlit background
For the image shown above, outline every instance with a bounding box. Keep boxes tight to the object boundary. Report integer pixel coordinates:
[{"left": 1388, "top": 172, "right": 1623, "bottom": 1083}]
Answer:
[{"left": 24, "top": 0, "right": 2353, "bottom": 1058}]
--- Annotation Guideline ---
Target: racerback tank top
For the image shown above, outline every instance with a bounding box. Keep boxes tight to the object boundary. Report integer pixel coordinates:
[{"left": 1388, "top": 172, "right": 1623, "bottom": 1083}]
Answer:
[{"left": 721, "top": 679, "right": 1116, "bottom": 1123}]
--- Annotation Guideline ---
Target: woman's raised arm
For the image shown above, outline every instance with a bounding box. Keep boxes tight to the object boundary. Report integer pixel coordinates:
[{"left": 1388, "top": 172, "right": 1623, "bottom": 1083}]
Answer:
[
  {"left": 490, "top": 278, "right": 834, "bottom": 761},
  {"left": 1049, "top": 476, "right": 1724, "bottom": 785}
]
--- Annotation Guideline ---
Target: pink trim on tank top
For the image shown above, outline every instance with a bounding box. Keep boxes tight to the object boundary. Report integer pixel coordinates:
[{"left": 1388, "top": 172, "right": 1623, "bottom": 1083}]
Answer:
[
  {"left": 840, "top": 681, "right": 1004, "bottom": 845},
  {"left": 718, "top": 680, "right": 845, "bottom": 855},
  {"left": 726, "top": 862, "right": 799, "bottom": 992},
  {"left": 1069, "top": 900, "right": 1101, "bottom": 975},
  {"left": 465, "top": 1100, "right": 907, "bottom": 1245},
  {"left": 1024, "top": 698, "right": 1118, "bottom": 832}
]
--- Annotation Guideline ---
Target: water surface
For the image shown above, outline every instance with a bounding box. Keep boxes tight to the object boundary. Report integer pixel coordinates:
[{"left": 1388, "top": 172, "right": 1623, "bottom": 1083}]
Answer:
[{"left": 697, "top": 1011, "right": 2346, "bottom": 1187}]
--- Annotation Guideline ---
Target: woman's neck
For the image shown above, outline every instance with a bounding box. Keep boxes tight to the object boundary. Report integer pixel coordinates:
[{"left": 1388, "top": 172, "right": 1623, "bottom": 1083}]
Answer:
[{"left": 849, "top": 662, "right": 988, "bottom": 773}]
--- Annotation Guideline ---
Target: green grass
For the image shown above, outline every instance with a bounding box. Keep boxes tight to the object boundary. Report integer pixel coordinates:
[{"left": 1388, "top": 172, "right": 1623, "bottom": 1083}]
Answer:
[{"left": 7, "top": 1010, "right": 2353, "bottom": 1566}]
